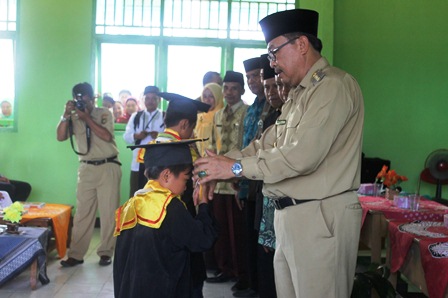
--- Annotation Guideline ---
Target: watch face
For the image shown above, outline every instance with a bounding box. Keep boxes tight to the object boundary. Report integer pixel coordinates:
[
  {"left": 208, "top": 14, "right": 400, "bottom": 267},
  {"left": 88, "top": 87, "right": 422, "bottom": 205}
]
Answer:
[{"left": 232, "top": 162, "right": 243, "bottom": 176}]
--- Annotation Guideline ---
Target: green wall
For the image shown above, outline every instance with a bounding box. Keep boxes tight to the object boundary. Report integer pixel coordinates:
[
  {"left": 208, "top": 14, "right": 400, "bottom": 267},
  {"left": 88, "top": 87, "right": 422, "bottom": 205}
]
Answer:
[
  {"left": 1, "top": 0, "right": 132, "bottom": 206},
  {"left": 334, "top": 0, "right": 448, "bottom": 198},
  {"left": 2, "top": 0, "right": 447, "bottom": 206}
]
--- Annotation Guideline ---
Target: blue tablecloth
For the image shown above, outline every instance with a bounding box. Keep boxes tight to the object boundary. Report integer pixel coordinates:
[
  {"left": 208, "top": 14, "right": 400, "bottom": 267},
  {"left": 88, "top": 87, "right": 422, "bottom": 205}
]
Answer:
[{"left": 0, "top": 227, "right": 49, "bottom": 287}]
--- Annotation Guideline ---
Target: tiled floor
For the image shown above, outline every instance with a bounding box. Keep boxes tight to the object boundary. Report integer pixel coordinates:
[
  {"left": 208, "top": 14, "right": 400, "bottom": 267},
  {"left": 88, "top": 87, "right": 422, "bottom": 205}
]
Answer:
[
  {"left": 0, "top": 228, "right": 426, "bottom": 298},
  {"left": 0, "top": 228, "right": 235, "bottom": 298}
]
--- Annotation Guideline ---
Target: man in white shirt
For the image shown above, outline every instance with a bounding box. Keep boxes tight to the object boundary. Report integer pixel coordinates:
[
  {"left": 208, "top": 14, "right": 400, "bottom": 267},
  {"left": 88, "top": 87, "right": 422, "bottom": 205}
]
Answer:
[{"left": 123, "top": 86, "right": 165, "bottom": 197}]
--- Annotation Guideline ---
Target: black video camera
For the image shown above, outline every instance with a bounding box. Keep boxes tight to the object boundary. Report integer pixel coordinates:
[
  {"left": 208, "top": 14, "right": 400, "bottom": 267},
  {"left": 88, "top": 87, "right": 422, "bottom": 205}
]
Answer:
[{"left": 74, "top": 93, "right": 86, "bottom": 111}]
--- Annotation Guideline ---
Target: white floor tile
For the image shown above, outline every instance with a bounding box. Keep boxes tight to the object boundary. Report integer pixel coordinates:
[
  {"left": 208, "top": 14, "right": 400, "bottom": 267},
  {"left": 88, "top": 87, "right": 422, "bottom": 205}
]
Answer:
[{"left": 0, "top": 228, "right": 236, "bottom": 298}]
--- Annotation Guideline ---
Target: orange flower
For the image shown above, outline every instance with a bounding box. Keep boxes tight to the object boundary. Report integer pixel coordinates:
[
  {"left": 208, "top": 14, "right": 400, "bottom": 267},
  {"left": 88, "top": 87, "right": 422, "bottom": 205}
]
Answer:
[
  {"left": 376, "top": 166, "right": 407, "bottom": 190},
  {"left": 376, "top": 165, "right": 388, "bottom": 180}
]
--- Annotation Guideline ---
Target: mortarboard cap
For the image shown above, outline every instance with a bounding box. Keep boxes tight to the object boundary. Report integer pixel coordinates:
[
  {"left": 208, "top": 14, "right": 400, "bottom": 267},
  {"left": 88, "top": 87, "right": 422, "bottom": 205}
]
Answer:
[
  {"left": 158, "top": 92, "right": 210, "bottom": 117},
  {"left": 143, "top": 86, "right": 160, "bottom": 95},
  {"left": 243, "top": 57, "right": 261, "bottom": 73},
  {"left": 223, "top": 71, "right": 245, "bottom": 89},
  {"left": 260, "top": 54, "right": 275, "bottom": 80},
  {"left": 259, "top": 9, "right": 319, "bottom": 44},
  {"left": 128, "top": 139, "right": 204, "bottom": 169}
]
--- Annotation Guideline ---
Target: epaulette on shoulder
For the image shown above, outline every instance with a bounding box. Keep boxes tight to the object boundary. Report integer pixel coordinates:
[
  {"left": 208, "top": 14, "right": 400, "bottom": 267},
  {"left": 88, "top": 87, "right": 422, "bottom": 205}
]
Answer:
[{"left": 311, "top": 69, "right": 326, "bottom": 86}]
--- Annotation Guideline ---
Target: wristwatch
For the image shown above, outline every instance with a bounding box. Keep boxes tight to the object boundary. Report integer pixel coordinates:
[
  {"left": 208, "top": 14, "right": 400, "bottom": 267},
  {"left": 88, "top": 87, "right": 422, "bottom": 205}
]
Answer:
[
  {"left": 231, "top": 161, "right": 243, "bottom": 177},
  {"left": 60, "top": 115, "right": 68, "bottom": 122}
]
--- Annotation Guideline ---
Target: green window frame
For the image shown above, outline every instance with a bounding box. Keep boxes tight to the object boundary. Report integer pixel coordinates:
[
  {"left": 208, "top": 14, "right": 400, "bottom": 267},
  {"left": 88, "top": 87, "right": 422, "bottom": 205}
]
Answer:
[{"left": 94, "top": 0, "right": 295, "bottom": 130}]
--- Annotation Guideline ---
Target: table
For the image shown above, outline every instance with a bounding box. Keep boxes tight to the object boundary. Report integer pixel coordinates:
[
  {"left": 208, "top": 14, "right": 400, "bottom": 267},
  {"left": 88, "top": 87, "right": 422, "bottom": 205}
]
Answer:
[
  {"left": 0, "top": 227, "right": 50, "bottom": 289},
  {"left": 1, "top": 203, "right": 72, "bottom": 258},
  {"left": 359, "top": 196, "right": 448, "bottom": 264},
  {"left": 387, "top": 220, "right": 448, "bottom": 298}
]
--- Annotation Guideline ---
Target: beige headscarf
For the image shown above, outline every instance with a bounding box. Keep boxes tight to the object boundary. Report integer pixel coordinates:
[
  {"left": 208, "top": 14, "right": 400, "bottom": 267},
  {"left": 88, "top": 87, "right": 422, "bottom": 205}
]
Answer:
[{"left": 195, "top": 83, "right": 224, "bottom": 156}]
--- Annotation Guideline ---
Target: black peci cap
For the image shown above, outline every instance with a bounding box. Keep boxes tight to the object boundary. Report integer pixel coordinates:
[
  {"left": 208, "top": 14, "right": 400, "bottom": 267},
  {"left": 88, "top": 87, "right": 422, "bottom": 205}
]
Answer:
[
  {"left": 143, "top": 86, "right": 160, "bottom": 95},
  {"left": 259, "top": 9, "right": 319, "bottom": 44},
  {"left": 72, "top": 82, "right": 94, "bottom": 98},
  {"left": 243, "top": 57, "right": 261, "bottom": 73},
  {"left": 128, "top": 139, "right": 204, "bottom": 169},
  {"left": 223, "top": 71, "right": 245, "bottom": 89},
  {"left": 260, "top": 54, "right": 275, "bottom": 80},
  {"left": 103, "top": 95, "right": 115, "bottom": 104}
]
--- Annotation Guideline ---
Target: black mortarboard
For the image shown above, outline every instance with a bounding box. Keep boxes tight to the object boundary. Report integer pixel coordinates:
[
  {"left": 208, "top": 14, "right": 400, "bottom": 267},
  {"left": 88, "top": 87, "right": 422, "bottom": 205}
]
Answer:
[
  {"left": 243, "top": 57, "right": 261, "bottom": 73},
  {"left": 223, "top": 71, "right": 245, "bottom": 89},
  {"left": 143, "top": 86, "right": 160, "bottom": 95},
  {"left": 128, "top": 139, "right": 203, "bottom": 168},
  {"left": 72, "top": 82, "right": 94, "bottom": 98},
  {"left": 158, "top": 92, "right": 210, "bottom": 116},
  {"left": 259, "top": 9, "right": 319, "bottom": 44},
  {"left": 260, "top": 54, "right": 275, "bottom": 80}
]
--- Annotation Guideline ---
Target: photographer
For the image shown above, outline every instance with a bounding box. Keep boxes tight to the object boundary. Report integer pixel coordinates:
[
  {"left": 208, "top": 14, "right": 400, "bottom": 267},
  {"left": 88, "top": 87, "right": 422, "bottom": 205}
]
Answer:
[
  {"left": 123, "top": 86, "right": 164, "bottom": 197},
  {"left": 56, "top": 82, "right": 122, "bottom": 267}
]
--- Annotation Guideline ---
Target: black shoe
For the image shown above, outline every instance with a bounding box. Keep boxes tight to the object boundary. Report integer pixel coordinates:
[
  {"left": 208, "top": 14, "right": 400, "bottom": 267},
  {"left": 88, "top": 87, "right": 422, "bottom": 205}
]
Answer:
[
  {"left": 233, "top": 289, "right": 259, "bottom": 297},
  {"left": 99, "top": 255, "right": 112, "bottom": 266},
  {"left": 60, "top": 257, "right": 84, "bottom": 267},
  {"left": 231, "top": 279, "right": 249, "bottom": 292},
  {"left": 205, "top": 272, "right": 233, "bottom": 283}
]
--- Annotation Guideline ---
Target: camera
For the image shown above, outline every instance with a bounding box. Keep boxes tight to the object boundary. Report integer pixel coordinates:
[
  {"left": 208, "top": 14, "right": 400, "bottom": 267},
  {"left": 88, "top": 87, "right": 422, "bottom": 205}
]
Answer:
[{"left": 74, "top": 93, "right": 86, "bottom": 111}]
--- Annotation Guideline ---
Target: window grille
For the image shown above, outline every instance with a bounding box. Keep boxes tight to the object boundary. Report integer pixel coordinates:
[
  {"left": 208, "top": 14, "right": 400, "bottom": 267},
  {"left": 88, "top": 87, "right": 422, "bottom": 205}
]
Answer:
[
  {"left": 0, "top": 0, "right": 16, "bottom": 32},
  {"left": 95, "top": 0, "right": 295, "bottom": 40}
]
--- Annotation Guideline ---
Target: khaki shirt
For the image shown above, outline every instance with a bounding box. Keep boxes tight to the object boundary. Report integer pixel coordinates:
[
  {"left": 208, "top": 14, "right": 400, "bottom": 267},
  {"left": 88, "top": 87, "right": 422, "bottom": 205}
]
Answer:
[
  {"left": 71, "top": 107, "right": 119, "bottom": 161},
  {"left": 212, "top": 100, "right": 248, "bottom": 194},
  {"left": 229, "top": 57, "right": 364, "bottom": 200}
]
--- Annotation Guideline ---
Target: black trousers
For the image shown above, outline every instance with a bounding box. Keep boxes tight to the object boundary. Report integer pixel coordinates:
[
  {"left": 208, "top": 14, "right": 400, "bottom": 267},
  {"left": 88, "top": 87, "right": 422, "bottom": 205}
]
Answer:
[{"left": 0, "top": 180, "right": 32, "bottom": 202}]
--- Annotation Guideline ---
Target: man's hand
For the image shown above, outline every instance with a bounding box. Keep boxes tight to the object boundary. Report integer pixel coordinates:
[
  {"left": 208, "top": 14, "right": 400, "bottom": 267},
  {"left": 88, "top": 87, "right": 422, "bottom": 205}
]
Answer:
[
  {"left": 149, "top": 131, "right": 159, "bottom": 139},
  {"left": 193, "top": 150, "right": 236, "bottom": 184},
  {"left": 63, "top": 100, "right": 75, "bottom": 118},
  {"left": 75, "top": 107, "right": 90, "bottom": 122},
  {"left": 0, "top": 176, "right": 10, "bottom": 183},
  {"left": 134, "top": 131, "right": 150, "bottom": 140}
]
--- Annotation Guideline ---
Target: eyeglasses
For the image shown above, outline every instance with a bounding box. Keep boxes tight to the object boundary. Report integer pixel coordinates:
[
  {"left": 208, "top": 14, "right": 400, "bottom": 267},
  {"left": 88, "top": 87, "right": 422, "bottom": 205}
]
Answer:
[{"left": 267, "top": 36, "right": 300, "bottom": 62}]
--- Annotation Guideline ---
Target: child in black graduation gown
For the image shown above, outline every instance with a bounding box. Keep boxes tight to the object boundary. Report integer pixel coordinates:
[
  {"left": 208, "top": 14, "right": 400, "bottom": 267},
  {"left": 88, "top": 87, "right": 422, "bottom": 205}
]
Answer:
[{"left": 113, "top": 140, "right": 217, "bottom": 298}]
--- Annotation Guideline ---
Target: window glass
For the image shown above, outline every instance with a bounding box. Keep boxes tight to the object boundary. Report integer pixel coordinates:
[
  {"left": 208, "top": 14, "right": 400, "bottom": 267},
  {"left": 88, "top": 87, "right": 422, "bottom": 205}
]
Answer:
[
  {"left": 101, "top": 43, "right": 156, "bottom": 101},
  {"left": 166, "top": 45, "right": 221, "bottom": 99},
  {"left": 0, "top": 39, "right": 15, "bottom": 128},
  {"left": 100, "top": 43, "right": 155, "bottom": 125},
  {"left": 0, "top": 0, "right": 17, "bottom": 130}
]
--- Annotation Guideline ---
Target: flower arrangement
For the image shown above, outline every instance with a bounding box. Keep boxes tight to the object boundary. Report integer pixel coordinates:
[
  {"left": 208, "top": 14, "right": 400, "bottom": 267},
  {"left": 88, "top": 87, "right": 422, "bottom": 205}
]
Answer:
[
  {"left": 376, "top": 165, "right": 408, "bottom": 191},
  {"left": 3, "top": 201, "right": 24, "bottom": 223}
]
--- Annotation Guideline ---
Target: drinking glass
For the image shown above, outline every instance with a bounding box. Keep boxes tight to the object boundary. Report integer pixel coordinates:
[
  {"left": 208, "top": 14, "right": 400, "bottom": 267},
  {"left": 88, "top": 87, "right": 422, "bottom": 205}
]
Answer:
[{"left": 408, "top": 194, "right": 420, "bottom": 211}]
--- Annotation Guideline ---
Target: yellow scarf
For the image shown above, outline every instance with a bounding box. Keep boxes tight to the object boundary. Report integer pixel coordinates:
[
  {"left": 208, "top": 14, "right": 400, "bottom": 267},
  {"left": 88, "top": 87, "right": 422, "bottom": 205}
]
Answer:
[
  {"left": 136, "top": 128, "right": 199, "bottom": 163},
  {"left": 136, "top": 128, "right": 181, "bottom": 163},
  {"left": 114, "top": 180, "right": 186, "bottom": 236}
]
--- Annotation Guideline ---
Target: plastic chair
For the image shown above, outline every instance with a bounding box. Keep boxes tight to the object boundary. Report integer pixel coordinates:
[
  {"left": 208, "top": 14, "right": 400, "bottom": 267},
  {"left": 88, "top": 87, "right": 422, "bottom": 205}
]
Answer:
[{"left": 417, "top": 168, "right": 448, "bottom": 204}]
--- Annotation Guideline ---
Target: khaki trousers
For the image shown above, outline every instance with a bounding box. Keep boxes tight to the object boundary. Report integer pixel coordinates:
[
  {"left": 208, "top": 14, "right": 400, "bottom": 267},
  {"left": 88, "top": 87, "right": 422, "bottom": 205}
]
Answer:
[
  {"left": 273, "top": 192, "right": 362, "bottom": 298},
  {"left": 68, "top": 162, "right": 121, "bottom": 260}
]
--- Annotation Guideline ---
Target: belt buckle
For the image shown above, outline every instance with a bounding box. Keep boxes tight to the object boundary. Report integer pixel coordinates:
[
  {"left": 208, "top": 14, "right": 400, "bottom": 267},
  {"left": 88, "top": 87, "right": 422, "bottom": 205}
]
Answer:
[{"left": 273, "top": 199, "right": 282, "bottom": 210}]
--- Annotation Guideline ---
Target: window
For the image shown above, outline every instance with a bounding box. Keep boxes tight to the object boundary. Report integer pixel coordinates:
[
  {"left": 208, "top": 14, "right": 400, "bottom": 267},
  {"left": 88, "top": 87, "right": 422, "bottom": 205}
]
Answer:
[
  {"left": 95, "top": 0, "right": 295, "bottom": 129},
  {"left": 0, "top": 0, "right": 17, "bottom": 130}
]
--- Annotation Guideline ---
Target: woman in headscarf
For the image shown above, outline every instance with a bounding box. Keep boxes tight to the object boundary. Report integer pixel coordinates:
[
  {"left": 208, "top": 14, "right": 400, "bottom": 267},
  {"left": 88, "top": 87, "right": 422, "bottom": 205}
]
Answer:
[{"left": 194, "top": 83, "right": 224, "bottom": 157}]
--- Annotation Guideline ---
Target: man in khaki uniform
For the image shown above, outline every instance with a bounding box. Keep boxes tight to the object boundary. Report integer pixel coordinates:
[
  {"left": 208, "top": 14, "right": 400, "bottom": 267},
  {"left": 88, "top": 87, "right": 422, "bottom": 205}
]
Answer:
[
  {"left": 194, "top": 9, "right": 364, "bottom": 298},
  {"left": 205, "top": 71, "right": 248, "bottom": 284},
  {"left": 57, "top": 82, "right": 121, "bottom": 267}
]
